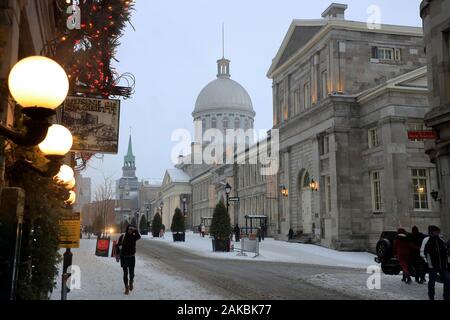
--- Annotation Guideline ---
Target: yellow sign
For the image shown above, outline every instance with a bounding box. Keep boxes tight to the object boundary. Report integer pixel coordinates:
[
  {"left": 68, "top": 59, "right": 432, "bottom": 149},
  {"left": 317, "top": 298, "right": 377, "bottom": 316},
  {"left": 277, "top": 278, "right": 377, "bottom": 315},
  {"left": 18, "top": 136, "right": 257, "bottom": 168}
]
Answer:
[{"left": 59, "top": 212, "right": 81, "bottom": 249}]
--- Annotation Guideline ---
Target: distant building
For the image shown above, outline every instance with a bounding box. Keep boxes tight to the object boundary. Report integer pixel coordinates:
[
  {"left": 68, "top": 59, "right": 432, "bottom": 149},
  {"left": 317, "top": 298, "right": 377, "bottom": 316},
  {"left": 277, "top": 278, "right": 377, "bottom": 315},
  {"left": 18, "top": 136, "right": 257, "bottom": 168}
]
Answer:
[
  {"left": 138, "top": 180, "right": 162, "bottom": 223},
  {"left": 75, "top": 175, "right": 91, "bottom": 213},
  {"left": 115, "top": 135, "right": 140, "bottom": 226}
]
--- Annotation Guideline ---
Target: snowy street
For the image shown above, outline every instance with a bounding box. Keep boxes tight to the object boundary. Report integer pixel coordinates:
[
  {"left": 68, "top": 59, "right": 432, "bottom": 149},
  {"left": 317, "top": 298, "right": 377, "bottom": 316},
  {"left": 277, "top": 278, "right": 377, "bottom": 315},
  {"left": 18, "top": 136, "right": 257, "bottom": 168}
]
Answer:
[{"left": 51, "top": 233, "right": 444, "bottom": 300}]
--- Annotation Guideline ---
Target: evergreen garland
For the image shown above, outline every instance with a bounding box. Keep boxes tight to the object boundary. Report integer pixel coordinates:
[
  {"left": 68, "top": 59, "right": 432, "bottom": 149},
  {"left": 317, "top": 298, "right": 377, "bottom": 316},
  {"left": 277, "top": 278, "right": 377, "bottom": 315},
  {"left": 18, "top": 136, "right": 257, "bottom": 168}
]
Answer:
[{"left": 52, "top": 0, "right": 135, "bottom": 98}]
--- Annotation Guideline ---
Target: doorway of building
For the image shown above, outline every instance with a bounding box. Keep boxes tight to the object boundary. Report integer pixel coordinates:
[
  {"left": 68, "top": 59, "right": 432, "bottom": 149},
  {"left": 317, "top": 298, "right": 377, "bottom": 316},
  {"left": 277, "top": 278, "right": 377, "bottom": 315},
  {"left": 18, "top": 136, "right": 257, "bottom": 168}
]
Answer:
[{"left": 299, "top": 170, "right": 313, "bottom": 234}]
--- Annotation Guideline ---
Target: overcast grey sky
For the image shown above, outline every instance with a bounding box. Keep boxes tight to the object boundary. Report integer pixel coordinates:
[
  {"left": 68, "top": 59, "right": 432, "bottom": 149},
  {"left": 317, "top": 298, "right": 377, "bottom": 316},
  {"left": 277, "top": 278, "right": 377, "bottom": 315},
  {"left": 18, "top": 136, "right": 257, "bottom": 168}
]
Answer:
[{"left": 84, "top": 0, "right": 423, "bottom": 195}]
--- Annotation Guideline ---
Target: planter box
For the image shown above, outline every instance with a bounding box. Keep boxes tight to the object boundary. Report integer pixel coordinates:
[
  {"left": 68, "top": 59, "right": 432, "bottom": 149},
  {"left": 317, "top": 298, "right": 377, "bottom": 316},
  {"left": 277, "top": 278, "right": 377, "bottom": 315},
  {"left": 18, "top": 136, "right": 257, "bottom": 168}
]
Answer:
[
  {"left": 212, "top": 238, "right": 231, "bottom": 252},
  {"left": 173, "top": 232, "right": 185, "bottom": 242}
]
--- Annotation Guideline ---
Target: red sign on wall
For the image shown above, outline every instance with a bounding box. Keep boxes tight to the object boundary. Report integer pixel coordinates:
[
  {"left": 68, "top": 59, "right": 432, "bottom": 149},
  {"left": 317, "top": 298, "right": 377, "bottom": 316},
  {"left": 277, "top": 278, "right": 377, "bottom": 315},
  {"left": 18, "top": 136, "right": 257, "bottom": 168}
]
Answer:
[{"left": 408, "top": 131, "right": 439, "bottom": 141}]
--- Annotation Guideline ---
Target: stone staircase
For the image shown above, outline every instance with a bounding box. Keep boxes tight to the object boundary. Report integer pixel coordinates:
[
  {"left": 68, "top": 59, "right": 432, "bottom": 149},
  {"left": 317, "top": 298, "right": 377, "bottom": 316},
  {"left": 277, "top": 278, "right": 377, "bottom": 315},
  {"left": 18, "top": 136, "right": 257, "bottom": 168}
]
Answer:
[{"left": 289, "top": 234, "right": 314, "bottom": 244}]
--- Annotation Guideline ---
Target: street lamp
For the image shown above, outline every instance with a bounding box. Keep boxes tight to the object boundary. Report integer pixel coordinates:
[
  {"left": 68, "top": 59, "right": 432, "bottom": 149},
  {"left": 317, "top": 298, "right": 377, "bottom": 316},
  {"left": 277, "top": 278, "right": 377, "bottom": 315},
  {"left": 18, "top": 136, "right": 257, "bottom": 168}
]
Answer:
[
  {"left": 65, "top": 191, "right": 76, "bottom": 206},
  {"left": 2, "top": 56, "right": 69, "bottom": 147},
  {"left": 182, "top": 197, "right": 187, "bottom": 217},
  {"left": 3, "top": 56, "right": 72, "bottom": 301},
  {"left": 281, "top": 186, "right": 289, "bottom": 198},
  {"left": 225, "top": 183, "right": 232, "bottom": 213},
  {"left": 310, "top": 179, "right": 319, "bottom": 192}
]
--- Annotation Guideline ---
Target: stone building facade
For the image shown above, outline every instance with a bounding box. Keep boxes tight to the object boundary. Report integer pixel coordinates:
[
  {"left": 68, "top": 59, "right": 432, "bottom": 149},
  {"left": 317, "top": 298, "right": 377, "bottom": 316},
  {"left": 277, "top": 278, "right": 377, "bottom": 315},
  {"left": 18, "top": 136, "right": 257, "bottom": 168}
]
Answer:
[
  {"left": 421, "top": 0, "right": 450, "bottom": 237},
  {"left": 268, "top": 3, "right": 439, "bottom": 250}
]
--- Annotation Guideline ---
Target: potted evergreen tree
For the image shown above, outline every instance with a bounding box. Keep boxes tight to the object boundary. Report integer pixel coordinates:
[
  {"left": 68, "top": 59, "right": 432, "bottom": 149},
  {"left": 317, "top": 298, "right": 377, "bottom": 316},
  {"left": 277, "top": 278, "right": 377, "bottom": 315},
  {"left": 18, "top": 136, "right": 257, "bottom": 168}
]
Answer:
[
  {"left": 171, "top": 208, "right": 186, "bottom": 242},
  {"left": 139, "top": 215, "right": 148, "bottom": 235},
  {"left": 210, "top": 201, "right": 232, "bottom": 252},
  {"left": 151, "top": 213, "right": 162, "bottom": 238}
]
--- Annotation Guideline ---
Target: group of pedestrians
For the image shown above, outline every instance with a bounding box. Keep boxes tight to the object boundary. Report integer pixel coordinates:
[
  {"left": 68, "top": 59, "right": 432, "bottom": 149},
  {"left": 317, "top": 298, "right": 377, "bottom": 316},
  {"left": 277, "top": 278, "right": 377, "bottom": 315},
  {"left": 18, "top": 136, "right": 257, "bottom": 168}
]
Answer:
[
  {"left": 393, "top": 225, "right": 450, "bottom": 300},
  {"left": 232, "top": 224, "right": 267, "bottom": 242}
]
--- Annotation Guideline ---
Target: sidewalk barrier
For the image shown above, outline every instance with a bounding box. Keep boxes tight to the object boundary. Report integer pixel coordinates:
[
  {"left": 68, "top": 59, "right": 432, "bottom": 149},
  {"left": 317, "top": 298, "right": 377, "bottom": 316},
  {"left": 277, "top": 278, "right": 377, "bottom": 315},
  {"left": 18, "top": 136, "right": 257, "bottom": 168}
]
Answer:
[{"left": 235, "top": 237, "right": 259, "bottom": 258}]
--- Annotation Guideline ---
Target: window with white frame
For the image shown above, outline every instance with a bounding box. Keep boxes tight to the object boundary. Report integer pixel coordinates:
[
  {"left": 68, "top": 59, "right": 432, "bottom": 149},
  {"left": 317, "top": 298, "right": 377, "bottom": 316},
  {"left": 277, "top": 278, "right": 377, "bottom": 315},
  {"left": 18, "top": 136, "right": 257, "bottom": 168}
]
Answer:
[
  {"left": 368, "top": 127, "right": 380, "bottom": 149},
  {"left": 320, "top": 135, "right": 330, "bottom": 156},
  {"left": 408, "top": 122, "right": 428, "bottom": 142},
  {"left": 412, "top": 169, "right": 429, "bottom": 210},
  {"left": 321, "top": 70, "right": 329, "bottom": 98},
  {"left": 372, "top": 47, "right": 401, "bottom": 62},
  {"left": 325, "top": 176, "right": 332, "bottom": 213},
  {"left": 370, "top": 171, "right": 383, "bottom": 212},
  {"left": 304, "top": 82, "right": 311, "bottom": 109}
]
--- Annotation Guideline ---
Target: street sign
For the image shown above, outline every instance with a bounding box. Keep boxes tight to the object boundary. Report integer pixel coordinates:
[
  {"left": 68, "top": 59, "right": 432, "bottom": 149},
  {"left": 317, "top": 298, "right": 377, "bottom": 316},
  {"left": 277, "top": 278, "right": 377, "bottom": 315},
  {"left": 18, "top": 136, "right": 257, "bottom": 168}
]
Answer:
[
  {"left": 229, "top": 197, "right": 240, "bottom": 202},
  {"left": 59, "top": 212, "right": 81, "bottom": 249},
  {"left": 61, "top": 96, "right": 121, "bottom": 154},
  {"left": 408, "top": 131, "right": 438, "bottom": 141}
]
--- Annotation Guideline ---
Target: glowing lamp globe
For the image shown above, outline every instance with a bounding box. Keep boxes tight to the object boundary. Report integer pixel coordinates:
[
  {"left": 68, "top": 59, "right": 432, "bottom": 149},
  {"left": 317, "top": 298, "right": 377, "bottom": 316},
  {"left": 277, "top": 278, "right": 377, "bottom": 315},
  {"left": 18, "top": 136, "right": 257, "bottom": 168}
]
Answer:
[
  {"left": 66, "top": 191, "right": 76, "bottom": 205},
  {"left": 65, "top": 178, "right": 76, "bottom": 190},
  {"left": 38, "top": 125, "right": 73, "bottom": 156},
  {"left": 8, "top": 56, "right": 69, "bottom": 109},
  {"left": 55, "top": 165, "right": 75, "bottom": 184}
]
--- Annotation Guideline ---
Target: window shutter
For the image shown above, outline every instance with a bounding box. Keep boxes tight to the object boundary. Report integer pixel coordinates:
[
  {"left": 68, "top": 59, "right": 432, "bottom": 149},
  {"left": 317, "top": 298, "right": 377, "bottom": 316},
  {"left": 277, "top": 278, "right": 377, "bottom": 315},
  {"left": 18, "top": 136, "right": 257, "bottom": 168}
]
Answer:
[{"left": 372, "top": 46, "right": 378, "bottom": 59}]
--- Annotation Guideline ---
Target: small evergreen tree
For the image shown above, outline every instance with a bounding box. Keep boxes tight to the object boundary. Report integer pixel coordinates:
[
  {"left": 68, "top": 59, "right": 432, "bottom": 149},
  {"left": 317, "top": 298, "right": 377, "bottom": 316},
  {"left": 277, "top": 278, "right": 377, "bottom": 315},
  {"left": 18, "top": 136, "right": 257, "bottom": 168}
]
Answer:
[
  {"left": 139, "top": 215, "right": 148, "bottom": 233},
  {"left": 171, "top": 208, "right": 185, "bottom": 233},
  {"left": 210, "top": 201, "right": 232, "bottom": 240},
  {"left": 151, "top": 213, "right": 163, "bottom": 236}
]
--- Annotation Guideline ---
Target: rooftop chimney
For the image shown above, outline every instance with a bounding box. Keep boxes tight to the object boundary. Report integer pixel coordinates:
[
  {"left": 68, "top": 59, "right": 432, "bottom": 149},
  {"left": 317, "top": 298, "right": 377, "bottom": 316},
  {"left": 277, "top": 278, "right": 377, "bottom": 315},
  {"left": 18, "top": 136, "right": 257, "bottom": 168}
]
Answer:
[{"left": 321, "top": 3, "right": 348, "bottom": 20}]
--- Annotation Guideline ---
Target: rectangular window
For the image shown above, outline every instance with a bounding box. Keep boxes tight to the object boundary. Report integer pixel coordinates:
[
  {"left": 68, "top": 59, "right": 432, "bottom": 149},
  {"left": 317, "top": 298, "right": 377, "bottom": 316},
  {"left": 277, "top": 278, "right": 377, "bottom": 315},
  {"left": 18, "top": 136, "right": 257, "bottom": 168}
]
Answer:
[
  {"left": 368, "top": 127, "right": 380, "bottom": 149},
  {"left": 320, "top": 135, "right": 330, "bottom": 156},
  {"left": 321, "top": 71, "right": 329, "bottom": 98},
  {"left": 304, "top": 82, "right": 311, "bottom": 109},
  {"left": 394, "top": 48, "right": 402, "bottom": 61},
  {"left": 371, "top": 171, "right": 383, "bottom": 212},
  {"left": 293, "top": 89, "right": 301, "bottom": 115},
  {"left": 378, "top": 48, "right": 394, "bottom": 61},
  {"left": 325, "top": 176, "right": 332, "bottom": 213},
  {"left": 412, "top": 169, "right": 429, "bottom": 210},
  {"left": 408, "top": 122, "right": 428, "bottom": 142}
]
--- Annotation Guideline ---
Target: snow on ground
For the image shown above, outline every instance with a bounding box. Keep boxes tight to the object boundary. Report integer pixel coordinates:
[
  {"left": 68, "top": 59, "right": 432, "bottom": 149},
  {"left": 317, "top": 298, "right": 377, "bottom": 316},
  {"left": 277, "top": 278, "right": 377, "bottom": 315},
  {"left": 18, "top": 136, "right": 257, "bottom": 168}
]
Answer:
[
  {"left": 144, "top": 232, "right": 375, "bottom": 269},
  {"left": 303, "top": 272, "right": 444, "bottom": 300},
  {"left": 51, "top": 238, "right": 225, "bottom": 300}
]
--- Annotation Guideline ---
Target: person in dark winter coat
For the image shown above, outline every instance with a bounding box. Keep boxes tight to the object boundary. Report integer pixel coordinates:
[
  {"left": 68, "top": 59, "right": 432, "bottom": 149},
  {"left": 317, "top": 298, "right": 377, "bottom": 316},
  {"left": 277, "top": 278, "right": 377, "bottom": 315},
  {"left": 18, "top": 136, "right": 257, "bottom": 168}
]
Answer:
[
  {"left": 393, "top": 228, "right": 414, "bottom": 284},
  {"left": 410, "top": 226, "right": 427, "bottom": 284},
  {"left": 117, "top": 224, "right": 141, "bottom": 295},
  {"left": 233, "top": 224, "right": 241, "bottom": 242},
  {"left": 256, "top": 228, "right": 262, "bottom": 243},
  {"left": 261, "top": 224, "right": 267, "bottom": 241},
  {"left": 288, "top": 229, "right": 294, "bottom": 241},
  {"left": 420, "top": 226, "right": 450, "bottom": 300}
]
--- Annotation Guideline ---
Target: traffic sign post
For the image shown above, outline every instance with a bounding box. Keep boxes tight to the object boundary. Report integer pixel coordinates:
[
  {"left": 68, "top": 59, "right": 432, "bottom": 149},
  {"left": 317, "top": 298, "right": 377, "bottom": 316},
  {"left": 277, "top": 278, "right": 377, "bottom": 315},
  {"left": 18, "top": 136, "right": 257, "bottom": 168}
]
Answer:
[
  {"left": 58, "top": 212, "right": 80, "bottom": 300},
  {"left": 229, "top": 197, "right": 240, "bottom": 202}
]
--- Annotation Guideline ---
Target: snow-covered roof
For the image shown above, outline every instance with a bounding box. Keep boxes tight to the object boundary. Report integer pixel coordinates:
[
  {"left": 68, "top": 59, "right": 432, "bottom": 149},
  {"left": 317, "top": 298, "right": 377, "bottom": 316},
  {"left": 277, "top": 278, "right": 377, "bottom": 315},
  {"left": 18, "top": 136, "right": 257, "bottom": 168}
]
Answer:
[{"left": 166, "top": 169, "right": 191, "bottom": 183}]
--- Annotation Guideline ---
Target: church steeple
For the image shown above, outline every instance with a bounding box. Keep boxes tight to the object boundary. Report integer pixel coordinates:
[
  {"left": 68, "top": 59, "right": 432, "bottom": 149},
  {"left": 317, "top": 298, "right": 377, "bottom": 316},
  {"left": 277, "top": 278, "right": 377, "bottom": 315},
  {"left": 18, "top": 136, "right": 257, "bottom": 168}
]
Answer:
[{"left": 123, "top": 134, "right": 136, "bottom": 177}]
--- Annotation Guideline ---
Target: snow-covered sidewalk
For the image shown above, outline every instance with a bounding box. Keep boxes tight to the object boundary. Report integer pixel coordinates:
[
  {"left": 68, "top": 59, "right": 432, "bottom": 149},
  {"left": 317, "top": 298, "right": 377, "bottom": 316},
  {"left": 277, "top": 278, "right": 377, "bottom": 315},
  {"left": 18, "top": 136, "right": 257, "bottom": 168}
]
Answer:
[
  {"left": 51, "top": 238, "right": 225, "bottom": 300},
  {"left": 143, "top": 232, "right": 375, "bottom": 269}
]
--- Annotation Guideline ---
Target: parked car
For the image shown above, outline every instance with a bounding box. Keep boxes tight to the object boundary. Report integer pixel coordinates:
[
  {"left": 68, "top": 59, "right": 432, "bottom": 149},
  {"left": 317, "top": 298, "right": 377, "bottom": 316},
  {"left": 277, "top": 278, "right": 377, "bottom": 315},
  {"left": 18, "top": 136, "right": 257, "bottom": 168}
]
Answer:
[{"left": 374, "top": 231, "right": 402, "bottom": 275}]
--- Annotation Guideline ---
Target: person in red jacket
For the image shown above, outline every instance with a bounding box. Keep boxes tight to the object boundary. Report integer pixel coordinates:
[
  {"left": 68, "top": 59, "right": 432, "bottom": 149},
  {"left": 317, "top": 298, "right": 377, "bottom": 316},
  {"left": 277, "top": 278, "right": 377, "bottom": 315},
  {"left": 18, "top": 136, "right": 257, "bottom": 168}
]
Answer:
[{"left": 394, "top": 228, "right": 415, "bottom": 284}]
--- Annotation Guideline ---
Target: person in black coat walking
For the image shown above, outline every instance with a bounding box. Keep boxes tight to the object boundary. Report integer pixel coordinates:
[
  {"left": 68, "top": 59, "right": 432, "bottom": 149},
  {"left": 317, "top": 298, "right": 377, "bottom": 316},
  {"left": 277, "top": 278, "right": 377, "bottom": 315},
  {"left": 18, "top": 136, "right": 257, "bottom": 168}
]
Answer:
[
  {"left": 233, "top": 224, "right": 241, "bottom": 242},
  {"left": 117, "top": 224, "right": 141, "bottom": 295},
  {"left": 410, "top": 226, "right": 427, "bottom": 284},
  {"left": 420, "top": 226, "right": 450, "bottom": 300}
]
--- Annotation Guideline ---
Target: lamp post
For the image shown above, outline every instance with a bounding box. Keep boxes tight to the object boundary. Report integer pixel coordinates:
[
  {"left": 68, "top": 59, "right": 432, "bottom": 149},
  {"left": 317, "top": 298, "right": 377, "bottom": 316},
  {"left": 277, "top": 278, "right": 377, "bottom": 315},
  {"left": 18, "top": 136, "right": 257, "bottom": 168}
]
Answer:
[
  {"left": 146, "top": 204, "right": 150, "bottom": 230},
  {"left": 225, "top": 183, "right": 232, "bottom": 214},
  {"left": 1, "top": 56, "right": 73, "bottom": 301},
  {"left": 160, "top": 201, "right": 164, "bottom": 226}
]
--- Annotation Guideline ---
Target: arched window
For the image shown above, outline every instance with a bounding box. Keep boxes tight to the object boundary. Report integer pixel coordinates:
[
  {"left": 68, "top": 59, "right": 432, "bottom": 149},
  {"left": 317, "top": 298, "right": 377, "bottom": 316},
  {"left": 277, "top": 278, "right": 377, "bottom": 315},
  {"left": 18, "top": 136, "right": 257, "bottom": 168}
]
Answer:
[
  {"left": 302, "top": 171, "right": 311, "bottom": 188},
  {"left": 212, "top": 117, "right": 217, "bottom": 129},
  {"left": 244, "top": 119, "right": 249, "bottom": 130},
  {"left": 234, "top": 118, "right": 240, "bottom": 129},
  {"left": 223, "top": 117, "right": 229, "bottom": 130}
]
